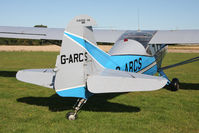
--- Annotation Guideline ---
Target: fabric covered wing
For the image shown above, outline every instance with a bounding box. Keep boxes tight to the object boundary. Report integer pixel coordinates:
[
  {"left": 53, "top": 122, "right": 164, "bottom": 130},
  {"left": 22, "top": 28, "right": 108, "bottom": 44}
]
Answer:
[
  {"left": 87, "top": 69, "right": 167, "bottom": 93},
  {"left": 149, "top": 30, "right": 199, "bottom": 44},
  {"left": 93, "top": 29, "right": 126, "bottom": 43},
  {"left": 0, "top": 26, "right": 64, "bottom": 40},
  {"left": 0, "top": 26, "right": 125, "bottom": 43},
  {"left": 16, "top": 69, "right": 55, "bottom": 88}
]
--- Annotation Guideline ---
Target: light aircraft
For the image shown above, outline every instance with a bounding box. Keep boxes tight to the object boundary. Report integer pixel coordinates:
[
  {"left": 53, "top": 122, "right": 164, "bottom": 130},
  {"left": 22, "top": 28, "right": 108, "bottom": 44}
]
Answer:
[{"left": 0, "top": 15, "right": 199, "bottom": 120}]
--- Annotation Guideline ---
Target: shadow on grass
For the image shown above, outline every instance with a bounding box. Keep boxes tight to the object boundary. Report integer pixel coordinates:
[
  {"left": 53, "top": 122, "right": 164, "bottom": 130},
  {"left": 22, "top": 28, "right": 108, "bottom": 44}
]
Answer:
[
  {"left": 165, "top": 82, "right": 199, "bottom": 91},
  {"left": 180, "top": 83, "right": 199, "bottom": 90},
  {"left": 0, "top": 71, "right": 17, "bottom": 77},
  {"left": 17, "top": 93, "right": 140, "bottom": 113}
]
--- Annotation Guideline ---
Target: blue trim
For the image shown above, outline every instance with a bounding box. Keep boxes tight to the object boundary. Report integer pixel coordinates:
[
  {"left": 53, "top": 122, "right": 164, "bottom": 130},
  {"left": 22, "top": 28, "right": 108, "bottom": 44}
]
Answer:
[
  {"left": 110, "top": 55, "right": 156, "bottom": 73},
  {"left": 56, "top": 86, "right": 92, "bottom": 99},
  {"left": 158, "top": 70, "right": 170, "bottom": 85},
  {"left": 143, "top": 64, "right": 158, "bottom": 75},
  {"left": 64, "top": 32, "right": 113, "bottom": 68}
]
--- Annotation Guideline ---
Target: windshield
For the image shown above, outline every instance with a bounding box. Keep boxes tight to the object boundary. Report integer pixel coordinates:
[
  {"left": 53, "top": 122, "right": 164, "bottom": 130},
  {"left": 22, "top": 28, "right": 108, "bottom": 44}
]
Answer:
[{"left": 117, "top": 30, "right": 156, "bottom": 48}]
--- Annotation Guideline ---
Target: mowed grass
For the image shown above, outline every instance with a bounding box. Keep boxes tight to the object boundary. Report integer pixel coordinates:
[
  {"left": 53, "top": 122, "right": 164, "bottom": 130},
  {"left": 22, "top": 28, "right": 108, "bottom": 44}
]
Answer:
[{"left": 0, "top": 51, "right": 199, "bottom": 133}]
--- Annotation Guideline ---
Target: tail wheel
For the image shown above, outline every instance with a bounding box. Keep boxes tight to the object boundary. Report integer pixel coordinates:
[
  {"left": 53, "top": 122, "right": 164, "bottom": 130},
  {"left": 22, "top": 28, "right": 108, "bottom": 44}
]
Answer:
[
  {"left": 170, "top": 78, "right": 180, "bottom": 91},
  {"left": 66, "top": 112, "right": 77, "bottom": 120}
]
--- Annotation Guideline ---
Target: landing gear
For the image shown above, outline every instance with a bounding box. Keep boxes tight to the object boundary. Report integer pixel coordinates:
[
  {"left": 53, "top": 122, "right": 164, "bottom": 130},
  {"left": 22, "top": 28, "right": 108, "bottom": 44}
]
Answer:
[
  {"left": 66, "top": 98, "right": 87, "bottom": 120},
  {"left": 158, "top": 70, "right": 180, "bottom": 91},
  {"left": 66, "top": 112, "right": 77, "bottom": 120},
  {"left": 170, "top": 78, "right": 180, "bottom": 91}
]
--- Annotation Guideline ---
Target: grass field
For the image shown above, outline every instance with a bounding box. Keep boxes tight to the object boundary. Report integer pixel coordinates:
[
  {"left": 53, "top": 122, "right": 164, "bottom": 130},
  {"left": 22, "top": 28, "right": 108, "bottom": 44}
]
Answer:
[{"left": 0, "top": 52, "right": 199, "bottom": 133}]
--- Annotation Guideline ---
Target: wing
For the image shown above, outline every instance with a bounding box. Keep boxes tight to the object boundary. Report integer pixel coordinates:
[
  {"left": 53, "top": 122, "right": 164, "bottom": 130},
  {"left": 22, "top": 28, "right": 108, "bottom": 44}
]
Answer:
[
  {"left": 1, "top": 26, "right": 199, "bottom": 44},
  {"left": 93, "top": 29, "right": 126, "bottom": 43},
  {"left": 0, "top": 26, "right": 125, "bottom": 43},
  {"left": 87, "top": 69, "right": 167, "bottom": 93},
  {"left": 16, "top": 69, "right": 55, "bottom": 88},
  {"left": 0, "top": 26, "right": 64, "bottom": 40},
  {"left": 94, "top": 29, "right": 199, "bottom": 44},
  {"left": 149, "top": 30, "right": 199, "bottom": 44}
]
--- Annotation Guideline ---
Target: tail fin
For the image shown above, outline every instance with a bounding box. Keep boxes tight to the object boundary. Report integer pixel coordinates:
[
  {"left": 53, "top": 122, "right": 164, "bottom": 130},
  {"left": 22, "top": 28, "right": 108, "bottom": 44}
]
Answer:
[{"left": 54, "top": 15, "right": 106, "bottom": 98}]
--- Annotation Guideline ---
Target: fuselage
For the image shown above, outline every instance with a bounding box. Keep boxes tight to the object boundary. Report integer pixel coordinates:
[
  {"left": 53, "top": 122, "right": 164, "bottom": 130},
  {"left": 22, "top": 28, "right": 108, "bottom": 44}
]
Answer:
[
  {"left": 105, "top": 31, "right": 168, "bottom": 76},
  {"left": 57, "top": 31, "right": 167, "bottom": 99},
  {"left": 101, "top": 55, "right": 158, "bottom": 75}
]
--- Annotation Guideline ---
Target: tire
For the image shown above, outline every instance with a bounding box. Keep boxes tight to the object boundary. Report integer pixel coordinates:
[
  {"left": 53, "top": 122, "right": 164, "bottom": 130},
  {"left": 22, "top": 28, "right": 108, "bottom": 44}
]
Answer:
[
  {"left": 170, "top": 78, "right": 180, "bottom": 91},
  {"left": 66, "top": 112, "right": 77, "bottom": 120}
]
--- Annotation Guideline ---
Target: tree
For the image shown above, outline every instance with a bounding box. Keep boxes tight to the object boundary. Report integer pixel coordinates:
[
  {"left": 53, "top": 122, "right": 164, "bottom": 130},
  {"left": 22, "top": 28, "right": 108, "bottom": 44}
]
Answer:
[{"left": 34, "top": 24, "right": 47, "bottom": 28}]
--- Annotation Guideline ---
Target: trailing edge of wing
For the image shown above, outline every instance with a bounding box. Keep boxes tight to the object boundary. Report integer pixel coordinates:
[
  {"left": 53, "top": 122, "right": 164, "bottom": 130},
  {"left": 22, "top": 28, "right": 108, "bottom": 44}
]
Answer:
[
  {"left": 16, "top": 69, "right": 55, "bottom": 88},
  {"left": 87, "top": 69, "right": 167, "bottom": 93}
]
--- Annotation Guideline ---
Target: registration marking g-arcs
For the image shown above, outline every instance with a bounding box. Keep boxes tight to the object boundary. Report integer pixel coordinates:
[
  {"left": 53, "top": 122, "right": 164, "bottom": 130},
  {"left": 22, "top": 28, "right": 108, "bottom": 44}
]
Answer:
[
  {"left": 61, "top": 52, "right": 88, "bottom": 64},
  {"left": 116, "top": 57, "right": 142, "bottom": 72}
]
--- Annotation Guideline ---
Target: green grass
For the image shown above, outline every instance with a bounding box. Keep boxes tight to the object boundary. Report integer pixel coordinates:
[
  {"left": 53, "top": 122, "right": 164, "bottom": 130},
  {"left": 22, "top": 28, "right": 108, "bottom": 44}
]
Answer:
[{"left": 0, "top": 52, "right": 199, "bottom": 133}]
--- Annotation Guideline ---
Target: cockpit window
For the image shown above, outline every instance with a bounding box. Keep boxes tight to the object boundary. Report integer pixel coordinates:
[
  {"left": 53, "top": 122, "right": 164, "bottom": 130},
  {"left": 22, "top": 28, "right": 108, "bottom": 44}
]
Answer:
[{"left": 117, "top": 31, "right": 156, "bottom": 48}]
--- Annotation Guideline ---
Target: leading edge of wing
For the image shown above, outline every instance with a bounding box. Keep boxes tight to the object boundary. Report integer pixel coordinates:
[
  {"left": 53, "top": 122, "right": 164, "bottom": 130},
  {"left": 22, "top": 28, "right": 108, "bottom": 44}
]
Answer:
[{"left": 87, "top": 69, "right": 167, "bottom": 93}]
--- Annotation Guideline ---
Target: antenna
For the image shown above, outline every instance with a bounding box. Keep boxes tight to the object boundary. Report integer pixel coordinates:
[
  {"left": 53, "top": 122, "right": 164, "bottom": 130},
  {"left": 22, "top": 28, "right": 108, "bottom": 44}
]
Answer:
[{"left": 137, "top": 9, "right": 140, "bottom": 31}]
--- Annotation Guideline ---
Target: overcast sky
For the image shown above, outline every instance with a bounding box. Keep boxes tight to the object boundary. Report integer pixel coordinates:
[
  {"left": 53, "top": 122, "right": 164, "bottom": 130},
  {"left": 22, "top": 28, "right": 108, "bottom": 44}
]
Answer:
[{"left": 0, "top": 0, "right": 199, "bottom": 30}]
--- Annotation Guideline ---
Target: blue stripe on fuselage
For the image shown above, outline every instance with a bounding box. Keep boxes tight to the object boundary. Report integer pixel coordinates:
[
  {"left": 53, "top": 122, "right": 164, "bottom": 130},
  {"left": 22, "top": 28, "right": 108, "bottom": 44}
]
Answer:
[
  {"left": 56, "top": 86, "right": 93, "bottom": 99},
  {"left": 64, "top": 32, "right": 114, "bottom": 68},
  {"left": 143, "top": 64, "right": 157, "bottom": 75},
  {"left": 110, "top": 55, "right": 156, "bottom": 74}
]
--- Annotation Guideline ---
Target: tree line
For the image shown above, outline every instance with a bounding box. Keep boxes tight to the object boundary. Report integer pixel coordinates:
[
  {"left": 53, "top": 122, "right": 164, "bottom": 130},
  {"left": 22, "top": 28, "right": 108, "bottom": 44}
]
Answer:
[{"left": 0, "top": 38, "right": 62, "bottom": 46}]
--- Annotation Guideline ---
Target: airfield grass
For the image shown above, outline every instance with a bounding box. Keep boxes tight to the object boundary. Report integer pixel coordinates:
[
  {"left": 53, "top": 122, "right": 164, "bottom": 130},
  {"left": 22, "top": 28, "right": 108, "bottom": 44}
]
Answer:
[{"left": 0, "top": 51, "right": 199, "bottom": 133}]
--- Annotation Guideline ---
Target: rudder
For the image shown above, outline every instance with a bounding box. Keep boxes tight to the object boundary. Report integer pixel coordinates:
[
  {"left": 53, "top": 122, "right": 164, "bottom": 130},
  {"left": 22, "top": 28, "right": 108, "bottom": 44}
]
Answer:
[{"left": 54, "top": 15, "right": 97, "bottom": 98}]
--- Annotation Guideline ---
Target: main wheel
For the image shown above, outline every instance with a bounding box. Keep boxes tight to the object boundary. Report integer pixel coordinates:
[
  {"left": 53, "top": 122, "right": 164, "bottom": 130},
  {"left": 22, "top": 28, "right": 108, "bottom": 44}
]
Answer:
[
  {"left": 66, "top": 112, "right": 77, "bottom": 120},
  {"left": 170, "top": 78, "right": 179, "bottom": 91}
]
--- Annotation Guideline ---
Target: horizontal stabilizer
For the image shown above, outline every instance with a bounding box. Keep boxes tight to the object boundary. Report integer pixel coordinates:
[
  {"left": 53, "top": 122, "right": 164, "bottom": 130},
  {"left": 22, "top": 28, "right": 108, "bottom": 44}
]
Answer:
[
  {"left": 16, "top": 69, "right": 55, "bottom": 88},
  {"left": 87, "top": 69, "right": 167, "bottom": 93}
]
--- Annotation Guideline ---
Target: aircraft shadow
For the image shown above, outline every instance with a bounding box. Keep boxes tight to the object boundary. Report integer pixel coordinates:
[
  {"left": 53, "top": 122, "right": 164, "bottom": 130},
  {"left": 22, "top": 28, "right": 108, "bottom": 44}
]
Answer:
[
  {"left": 0, "top": 71, "right": 17, "bottom": 77},
  {"left": 179, "top": 82, "right": 199, "bottom": 90},
  {"left": 17, "top": 93, "right": 140, "bottom": 113},
  {"left": 164, "top": 82, "right": 199, "bottom": 90}
]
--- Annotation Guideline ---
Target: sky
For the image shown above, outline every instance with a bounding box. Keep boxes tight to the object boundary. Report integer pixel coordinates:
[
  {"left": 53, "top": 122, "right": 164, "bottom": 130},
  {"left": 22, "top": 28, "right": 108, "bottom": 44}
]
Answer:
[{"left": 0, "top": 0, "right": 199, "bottom": 30}]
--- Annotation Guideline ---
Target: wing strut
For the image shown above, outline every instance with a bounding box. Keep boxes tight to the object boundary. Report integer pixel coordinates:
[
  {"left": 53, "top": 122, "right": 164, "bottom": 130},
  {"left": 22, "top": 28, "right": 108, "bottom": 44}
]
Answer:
[{"left": 160, "top": 56, "right": 199, "bottom": 70}]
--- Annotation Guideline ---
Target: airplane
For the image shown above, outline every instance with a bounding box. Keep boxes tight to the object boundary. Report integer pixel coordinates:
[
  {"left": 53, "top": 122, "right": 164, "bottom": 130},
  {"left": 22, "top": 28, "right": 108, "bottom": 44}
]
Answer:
[{"left": 0, "top": 15, "right": 199, "bottom": 120}]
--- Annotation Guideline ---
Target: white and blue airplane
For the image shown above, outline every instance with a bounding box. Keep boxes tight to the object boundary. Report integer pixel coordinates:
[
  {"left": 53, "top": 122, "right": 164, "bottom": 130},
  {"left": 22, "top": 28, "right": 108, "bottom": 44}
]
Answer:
[{"left": 1, "top": 15, "right": 199, "bottom": 120}]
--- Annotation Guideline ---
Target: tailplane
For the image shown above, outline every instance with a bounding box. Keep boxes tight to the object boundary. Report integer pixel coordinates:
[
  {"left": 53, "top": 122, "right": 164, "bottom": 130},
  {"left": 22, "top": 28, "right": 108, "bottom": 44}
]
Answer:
[{"left": 54, "top": 15, "right": 105, "bottom": 98}]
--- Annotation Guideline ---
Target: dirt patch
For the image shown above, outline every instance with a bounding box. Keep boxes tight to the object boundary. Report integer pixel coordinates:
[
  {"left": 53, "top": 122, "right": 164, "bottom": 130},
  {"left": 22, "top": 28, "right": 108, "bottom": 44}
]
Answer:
[
  {"left": 168, "top": 46, "right": 199, "bottom": 53},
  {"left": 0, "top": 45, "right": 60, "bottom": 52},
  {"left": 0, "top": 45, "right": 199, "bottom": 53},
  {"left": 98, "top": 45, "right": 112, "bottom": 52},
  {"left": 168, "top": 49, "right": 199, "bottom": 53}
]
